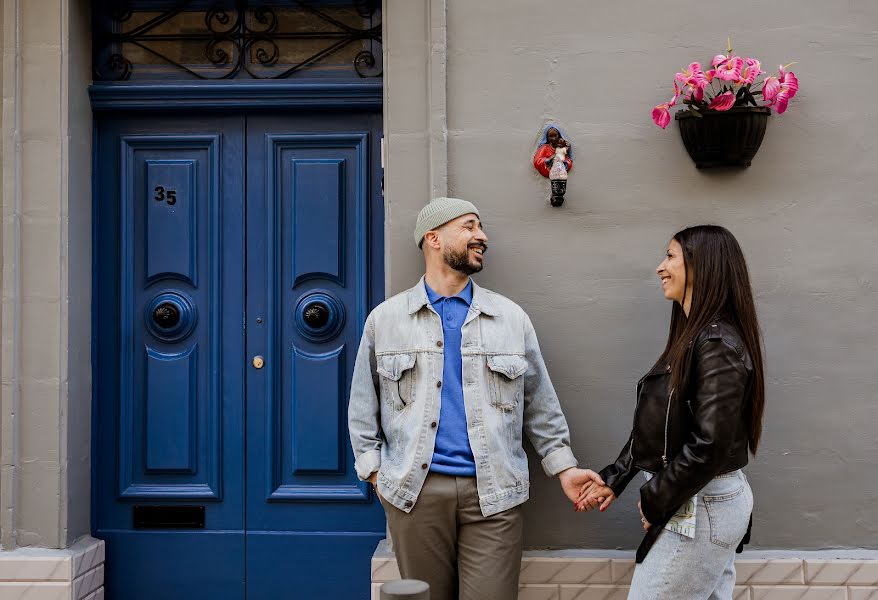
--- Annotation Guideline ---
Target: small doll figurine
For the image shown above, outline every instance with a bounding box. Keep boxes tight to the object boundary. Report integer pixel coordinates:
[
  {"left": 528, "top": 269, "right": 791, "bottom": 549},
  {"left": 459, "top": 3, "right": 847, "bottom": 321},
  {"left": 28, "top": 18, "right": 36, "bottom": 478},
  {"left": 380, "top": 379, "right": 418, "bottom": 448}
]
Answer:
[
  {"left": 548, "top": 139, "right": 570, "bottom": 206},
  {"left": 533, "top": 124, "right": 573, "bottom": 206},
  {"left": 532, "top": 125, "right": 573, "bottom": 178},
  {"left": 549, "top": 140, "right": 570, "bottom": 180}
]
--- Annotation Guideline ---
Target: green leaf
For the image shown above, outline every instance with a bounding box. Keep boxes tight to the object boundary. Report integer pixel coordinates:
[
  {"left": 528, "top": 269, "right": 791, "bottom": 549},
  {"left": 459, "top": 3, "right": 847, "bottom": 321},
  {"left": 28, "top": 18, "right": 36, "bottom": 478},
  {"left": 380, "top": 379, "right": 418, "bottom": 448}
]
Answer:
[{"left": 744, "top": 89, "right": 759, "bottom": 107}]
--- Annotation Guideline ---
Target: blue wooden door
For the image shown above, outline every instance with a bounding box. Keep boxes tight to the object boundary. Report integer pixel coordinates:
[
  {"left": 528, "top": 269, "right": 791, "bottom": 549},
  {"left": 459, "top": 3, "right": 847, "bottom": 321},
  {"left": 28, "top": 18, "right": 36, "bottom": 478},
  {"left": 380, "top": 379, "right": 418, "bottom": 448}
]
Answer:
[
  {"left": 244, "top": 113, "right": 385, "bottom": 599},
  {"left": 94, "top": 110, "right": 384, "bottom": 599},
  {"left": 93, "top": 114, "right": 247, "bottom": 599}
]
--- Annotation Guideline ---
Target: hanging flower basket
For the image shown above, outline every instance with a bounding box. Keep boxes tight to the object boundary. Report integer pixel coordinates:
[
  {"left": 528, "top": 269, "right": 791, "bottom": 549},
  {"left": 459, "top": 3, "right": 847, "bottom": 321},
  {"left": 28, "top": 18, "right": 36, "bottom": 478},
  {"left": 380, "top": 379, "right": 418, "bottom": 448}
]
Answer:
[
  {"left": 675, "top": 106, "right": 770, "bottom": 168},
  {"left": 650, "top": 37, "right": 799, "bottom": 168}
]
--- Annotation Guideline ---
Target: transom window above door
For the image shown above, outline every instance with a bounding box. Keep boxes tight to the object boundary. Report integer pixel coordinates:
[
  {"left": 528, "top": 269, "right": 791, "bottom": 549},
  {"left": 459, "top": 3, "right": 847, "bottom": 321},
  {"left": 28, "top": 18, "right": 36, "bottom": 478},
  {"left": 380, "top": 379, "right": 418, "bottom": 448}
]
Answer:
[{"left": 92, "top": 0, "right": 382, "bottom": 81}]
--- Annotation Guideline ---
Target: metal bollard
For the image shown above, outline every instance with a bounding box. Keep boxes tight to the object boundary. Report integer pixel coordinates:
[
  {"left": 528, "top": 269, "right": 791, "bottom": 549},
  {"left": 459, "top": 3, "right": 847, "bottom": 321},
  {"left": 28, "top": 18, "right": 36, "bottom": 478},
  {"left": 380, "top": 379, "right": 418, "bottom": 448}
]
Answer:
[{"left": 379, "top": 579, "right": 430, "bottom": 600}]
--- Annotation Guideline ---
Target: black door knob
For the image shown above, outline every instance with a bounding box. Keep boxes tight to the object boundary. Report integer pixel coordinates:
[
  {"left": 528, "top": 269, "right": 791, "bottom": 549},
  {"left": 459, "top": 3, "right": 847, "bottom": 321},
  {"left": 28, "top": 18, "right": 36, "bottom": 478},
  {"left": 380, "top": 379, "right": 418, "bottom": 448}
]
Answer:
[
  {"left": 153, "top": 302, "right": 181, "bottom": 329},
  {"left": 303, "top": 302, "right": 329, "bottom": 329}
]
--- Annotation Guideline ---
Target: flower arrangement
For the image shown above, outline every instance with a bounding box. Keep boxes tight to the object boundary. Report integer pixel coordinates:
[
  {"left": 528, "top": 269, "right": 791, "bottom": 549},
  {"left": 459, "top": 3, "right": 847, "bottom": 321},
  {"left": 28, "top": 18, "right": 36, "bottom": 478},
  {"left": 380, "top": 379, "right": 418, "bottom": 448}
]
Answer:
[{"left": 651, "top": 37, "right": 799, "bottom": 129}]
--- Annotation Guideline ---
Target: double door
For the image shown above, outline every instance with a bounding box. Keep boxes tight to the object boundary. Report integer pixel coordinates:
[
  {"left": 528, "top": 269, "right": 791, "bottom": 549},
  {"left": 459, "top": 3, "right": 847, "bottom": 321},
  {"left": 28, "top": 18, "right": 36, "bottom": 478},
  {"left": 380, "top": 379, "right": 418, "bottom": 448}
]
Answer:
[{"left": 93, "top": 111, "right": 384, "bottom": 599}]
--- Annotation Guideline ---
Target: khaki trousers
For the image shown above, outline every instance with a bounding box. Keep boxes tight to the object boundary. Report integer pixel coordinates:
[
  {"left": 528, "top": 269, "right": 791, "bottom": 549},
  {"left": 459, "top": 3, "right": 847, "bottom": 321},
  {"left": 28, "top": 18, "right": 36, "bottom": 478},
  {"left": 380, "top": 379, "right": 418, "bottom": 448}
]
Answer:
[{"left": 380, "top": 473, "right": 524, "bottom": 600}]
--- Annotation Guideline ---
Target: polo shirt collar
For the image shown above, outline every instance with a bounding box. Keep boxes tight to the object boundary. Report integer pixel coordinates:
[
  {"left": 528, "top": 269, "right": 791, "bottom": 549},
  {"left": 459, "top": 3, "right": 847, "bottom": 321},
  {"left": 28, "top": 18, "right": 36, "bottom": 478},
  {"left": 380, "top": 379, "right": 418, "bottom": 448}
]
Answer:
[{"left": 424, "top": 279, "right": 473, "bottom": 306}]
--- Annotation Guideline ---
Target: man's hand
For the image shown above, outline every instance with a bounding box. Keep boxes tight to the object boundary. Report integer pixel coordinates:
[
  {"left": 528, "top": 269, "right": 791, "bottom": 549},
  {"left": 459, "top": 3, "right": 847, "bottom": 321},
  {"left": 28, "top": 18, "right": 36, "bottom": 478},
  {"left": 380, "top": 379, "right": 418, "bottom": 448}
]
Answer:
[
  {"left": 577, "top": 484, "right": 616, "bottom": 513},
  {"left": 558, "top": 468, "right": 605, "bottom": 509},
  {"left": 369, "top": 471, "right": 381, "bottom": 498}
]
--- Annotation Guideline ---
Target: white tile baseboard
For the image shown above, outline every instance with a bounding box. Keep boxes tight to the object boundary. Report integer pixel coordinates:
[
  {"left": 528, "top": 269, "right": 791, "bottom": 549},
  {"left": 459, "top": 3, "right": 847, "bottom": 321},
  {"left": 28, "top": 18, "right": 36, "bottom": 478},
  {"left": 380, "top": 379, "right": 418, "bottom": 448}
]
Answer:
[
  {"left": 372, "top": 541, "right": 878, "bottom": 600},
  {"left": 0, "top": 537, "right": 104, "bottom": 600}
]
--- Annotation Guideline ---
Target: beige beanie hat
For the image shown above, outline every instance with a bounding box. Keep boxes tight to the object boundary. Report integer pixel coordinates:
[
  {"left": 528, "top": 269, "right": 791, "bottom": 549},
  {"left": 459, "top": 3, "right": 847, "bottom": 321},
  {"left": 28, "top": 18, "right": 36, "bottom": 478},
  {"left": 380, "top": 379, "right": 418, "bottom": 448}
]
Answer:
[{"left": 414, "top": 197, "right": 480, "bottom": 248}]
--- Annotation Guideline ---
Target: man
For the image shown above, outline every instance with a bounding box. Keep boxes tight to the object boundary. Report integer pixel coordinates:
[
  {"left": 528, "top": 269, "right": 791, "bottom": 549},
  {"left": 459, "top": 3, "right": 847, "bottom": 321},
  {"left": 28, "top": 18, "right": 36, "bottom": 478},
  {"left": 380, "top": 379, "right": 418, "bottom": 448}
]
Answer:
[{"left": 348, "top": 197, "right": 603, "bottom": 600}]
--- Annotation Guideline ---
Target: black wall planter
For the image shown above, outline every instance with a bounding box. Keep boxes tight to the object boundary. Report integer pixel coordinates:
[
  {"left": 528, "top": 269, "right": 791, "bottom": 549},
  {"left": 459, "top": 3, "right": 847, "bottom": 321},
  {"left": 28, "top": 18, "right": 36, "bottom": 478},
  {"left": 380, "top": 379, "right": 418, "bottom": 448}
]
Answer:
[{"left": 675, "top": 106, "right": 770, "bottom": 168}]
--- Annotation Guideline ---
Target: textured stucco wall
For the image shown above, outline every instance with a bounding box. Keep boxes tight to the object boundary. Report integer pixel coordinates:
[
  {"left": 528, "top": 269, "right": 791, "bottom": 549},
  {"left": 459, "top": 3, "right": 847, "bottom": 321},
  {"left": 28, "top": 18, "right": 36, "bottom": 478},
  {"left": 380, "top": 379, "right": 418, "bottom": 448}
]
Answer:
[{"left": 385, "top": 0, "right": 878, "bottom": 550}]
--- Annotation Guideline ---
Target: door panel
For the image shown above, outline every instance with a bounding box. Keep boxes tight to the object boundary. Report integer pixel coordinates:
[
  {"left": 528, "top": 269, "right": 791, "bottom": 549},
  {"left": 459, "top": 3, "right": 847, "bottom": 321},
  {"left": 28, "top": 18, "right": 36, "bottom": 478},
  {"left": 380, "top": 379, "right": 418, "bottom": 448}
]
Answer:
[
  {"left": 94, "top": 110, "right": 384, "bottom": 600},
  {"left": 94, "top": 116, "right": 246, "bottom": 599},
  {"left": 245, "top": 114, "right": 385, "bottom": 599}
]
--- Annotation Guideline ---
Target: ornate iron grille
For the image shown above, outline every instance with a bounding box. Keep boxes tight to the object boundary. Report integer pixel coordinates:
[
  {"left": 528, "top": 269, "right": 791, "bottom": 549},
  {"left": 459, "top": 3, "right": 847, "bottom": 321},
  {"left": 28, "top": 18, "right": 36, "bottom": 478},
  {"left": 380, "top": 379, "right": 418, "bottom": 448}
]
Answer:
[{"left": 93, "top": 1, "right": 382, "bottom": 81}]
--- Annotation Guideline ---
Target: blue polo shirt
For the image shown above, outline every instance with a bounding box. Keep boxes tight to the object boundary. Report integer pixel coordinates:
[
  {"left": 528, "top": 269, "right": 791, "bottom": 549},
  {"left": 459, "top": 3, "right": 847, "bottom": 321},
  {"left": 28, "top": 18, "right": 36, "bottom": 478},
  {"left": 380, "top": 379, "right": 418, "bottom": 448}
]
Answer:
[{"left": 425, "top": 280, "right": 477, "bottom": 477}]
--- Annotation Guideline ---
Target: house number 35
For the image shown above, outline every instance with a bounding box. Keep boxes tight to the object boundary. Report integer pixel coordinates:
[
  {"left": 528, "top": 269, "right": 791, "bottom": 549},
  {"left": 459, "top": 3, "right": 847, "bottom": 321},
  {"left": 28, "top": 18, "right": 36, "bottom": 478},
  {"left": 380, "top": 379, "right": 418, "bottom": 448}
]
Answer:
[{"left": 154, "top": 186, "right": 178, "bottom": 205}]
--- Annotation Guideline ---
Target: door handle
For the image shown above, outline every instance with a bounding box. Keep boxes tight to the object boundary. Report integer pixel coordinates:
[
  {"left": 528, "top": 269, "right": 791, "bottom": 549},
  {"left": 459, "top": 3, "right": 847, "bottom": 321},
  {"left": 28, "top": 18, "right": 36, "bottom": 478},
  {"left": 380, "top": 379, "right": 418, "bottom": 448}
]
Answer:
[{"left": 252, "top": 355, "right": 265, "bottom": 369}]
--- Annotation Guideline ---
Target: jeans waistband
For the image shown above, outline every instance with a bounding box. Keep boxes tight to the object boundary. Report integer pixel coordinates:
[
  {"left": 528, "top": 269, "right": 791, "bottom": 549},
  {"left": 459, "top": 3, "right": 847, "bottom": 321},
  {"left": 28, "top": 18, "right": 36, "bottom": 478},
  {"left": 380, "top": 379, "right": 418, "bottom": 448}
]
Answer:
[{"left": 714, "top": 469, "right": 743, "bottom": 480}]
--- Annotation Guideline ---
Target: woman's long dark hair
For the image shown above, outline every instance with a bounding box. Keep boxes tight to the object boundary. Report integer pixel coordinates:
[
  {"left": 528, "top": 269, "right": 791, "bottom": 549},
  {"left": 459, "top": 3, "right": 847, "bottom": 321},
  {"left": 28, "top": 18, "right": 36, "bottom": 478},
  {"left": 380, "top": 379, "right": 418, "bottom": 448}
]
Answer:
[{"left": 655, "top": 225, "right": 765, "bottom": 454}]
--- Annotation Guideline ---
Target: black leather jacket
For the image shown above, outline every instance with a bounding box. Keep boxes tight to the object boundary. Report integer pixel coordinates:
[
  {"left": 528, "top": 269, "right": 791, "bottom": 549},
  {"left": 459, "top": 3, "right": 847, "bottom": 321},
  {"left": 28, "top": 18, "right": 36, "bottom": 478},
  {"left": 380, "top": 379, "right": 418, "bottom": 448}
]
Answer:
[{"left": 599, "top": 319, "right": 754, "bottom": 562}]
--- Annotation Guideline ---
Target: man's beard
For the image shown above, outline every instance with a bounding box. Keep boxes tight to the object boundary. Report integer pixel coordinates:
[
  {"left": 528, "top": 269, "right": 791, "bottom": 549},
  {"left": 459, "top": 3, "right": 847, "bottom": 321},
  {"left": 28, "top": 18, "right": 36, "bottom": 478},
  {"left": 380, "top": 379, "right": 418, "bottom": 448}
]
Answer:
[{"left": 443, "top": 245, "right": 484, "bottom": 275}]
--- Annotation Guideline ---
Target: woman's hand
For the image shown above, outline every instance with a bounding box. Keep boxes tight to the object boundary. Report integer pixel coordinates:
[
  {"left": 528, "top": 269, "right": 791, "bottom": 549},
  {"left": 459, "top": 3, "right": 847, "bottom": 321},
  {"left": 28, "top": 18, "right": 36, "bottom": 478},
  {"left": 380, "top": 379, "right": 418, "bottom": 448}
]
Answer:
[{"left": 638, "top": 501, "right": 651, "bottom": 530}]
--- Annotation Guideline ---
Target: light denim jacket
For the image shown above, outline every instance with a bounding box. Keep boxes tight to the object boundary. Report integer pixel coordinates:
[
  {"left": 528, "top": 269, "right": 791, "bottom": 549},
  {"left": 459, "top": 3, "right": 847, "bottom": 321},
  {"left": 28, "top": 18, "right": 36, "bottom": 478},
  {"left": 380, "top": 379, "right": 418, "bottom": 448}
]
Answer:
[{"left": 348, "top": 277, "right": 578, "bottom": 517}]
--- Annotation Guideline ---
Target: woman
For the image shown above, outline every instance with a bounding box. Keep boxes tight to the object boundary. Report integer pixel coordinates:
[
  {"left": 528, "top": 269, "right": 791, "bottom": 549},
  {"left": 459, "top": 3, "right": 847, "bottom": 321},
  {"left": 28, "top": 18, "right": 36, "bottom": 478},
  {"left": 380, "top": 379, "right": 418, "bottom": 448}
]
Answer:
[{"left": 579, "top": 225, "right": 765, "bottom": 600}]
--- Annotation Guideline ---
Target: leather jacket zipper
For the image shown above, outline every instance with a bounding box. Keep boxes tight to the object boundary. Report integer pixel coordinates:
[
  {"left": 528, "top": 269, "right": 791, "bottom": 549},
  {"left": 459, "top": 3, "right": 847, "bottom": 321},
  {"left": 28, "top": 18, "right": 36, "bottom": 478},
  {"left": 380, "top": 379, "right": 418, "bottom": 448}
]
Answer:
[
  {"left": 629, "top": 377, "right": 645, "bottom": 462},
  {"left": 662, "top": 388, "right": 675, "bottom": 467}
]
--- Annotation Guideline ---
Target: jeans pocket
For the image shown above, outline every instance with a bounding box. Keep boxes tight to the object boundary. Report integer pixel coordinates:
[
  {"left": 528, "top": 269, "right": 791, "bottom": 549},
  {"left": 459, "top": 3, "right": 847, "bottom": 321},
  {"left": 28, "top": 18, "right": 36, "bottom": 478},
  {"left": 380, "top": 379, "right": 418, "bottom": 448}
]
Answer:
[{"left": 702, "top": 485, "right": 748, "bottom": 549}]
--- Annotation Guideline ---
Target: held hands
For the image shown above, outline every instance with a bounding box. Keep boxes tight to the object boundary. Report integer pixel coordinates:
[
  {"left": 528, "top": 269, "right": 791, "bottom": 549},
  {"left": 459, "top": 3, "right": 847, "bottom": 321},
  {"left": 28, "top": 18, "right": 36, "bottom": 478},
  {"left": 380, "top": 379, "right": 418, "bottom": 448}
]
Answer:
[
  {"left": 576, "top": 482, "right": 616, "bottom": 513},
  {"left": 573, "top": 481, "right": 650, "bottom": 531},
  {"left": 558, "top": 468, "right": 605, "bottom": 511}
]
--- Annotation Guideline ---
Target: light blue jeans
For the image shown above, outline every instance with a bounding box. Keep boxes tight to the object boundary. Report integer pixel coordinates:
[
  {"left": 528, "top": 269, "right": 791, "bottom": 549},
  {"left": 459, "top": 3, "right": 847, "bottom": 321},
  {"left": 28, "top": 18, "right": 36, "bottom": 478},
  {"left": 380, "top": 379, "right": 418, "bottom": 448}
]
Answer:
[{"left": 629, "top": 470, "right": 753, "bottom": 600}]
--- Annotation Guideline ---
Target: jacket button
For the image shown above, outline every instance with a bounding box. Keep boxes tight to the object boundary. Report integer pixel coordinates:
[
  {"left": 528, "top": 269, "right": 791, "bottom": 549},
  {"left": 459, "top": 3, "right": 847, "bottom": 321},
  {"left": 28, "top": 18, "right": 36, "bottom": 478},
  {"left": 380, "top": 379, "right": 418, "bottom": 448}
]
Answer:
[
  {"left": 404, "top": 500, "right": 413, "bottom": 508},
  {"left": 431, "top": 421, "right": 437, "bottom": 428},
  {"left": 436, "top": 381, "right": 442, "bottom": 388},
  {"left": 421, "top": 463, "right": 428, "bottom": 469},
  {"left": 437, "top": 340, "right": 443, "bottom": 348}
]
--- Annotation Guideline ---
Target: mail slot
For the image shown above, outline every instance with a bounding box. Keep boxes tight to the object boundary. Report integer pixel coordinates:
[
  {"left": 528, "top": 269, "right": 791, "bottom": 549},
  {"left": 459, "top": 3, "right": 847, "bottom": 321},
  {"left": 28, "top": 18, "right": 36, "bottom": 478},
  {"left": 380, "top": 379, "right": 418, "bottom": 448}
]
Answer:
[{"left": 133, "top": 505, "right": 205, "bottom": 529}]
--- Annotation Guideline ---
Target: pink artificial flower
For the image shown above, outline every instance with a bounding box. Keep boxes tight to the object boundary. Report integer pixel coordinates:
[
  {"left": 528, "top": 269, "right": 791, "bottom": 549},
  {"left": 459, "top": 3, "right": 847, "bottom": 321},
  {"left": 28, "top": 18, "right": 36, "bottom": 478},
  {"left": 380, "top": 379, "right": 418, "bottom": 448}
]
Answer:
[
  {"left": 779, "top": 66, "right": 798, "bottom": 93},
  {"left": 768, "top": 71, "right": 798, "bottom": 114},
  {"left": 652, "top": 83, "right": 680, "bottom": 129},
  {"left": 740, "top": 58, "right": 762, "bottom": 85},
  {"left": 675, "top": 62, "right": 708, "bottom": 86},
  {"left": 705, "top": 69, "right": 716, "bottom": 82},
  {"left": 762, "top": 64, "right": 786, "bottom": 100},
  {"left": 707, "top": 91, "right": 736, "bottom": 111},
  {"left": 763, "top": 64, "right": 798, "bottom": 107},
  {"left": 715, "top": 56, "right": 744, "bottom": 81},
  {"left": 675, "top": 63, "right": 708, "bottom": 103},
  {"left": 652, "top": 104, "right": 672, "bottom": 129},
  {"left": 762, "top": 75, "right": 780, "bottom": 101},
  {"left": 681, "top": 79, "right": 705, "bottom": 102},
  {"left": 712, "top": 54, "right": 730, "bottom": 68}
]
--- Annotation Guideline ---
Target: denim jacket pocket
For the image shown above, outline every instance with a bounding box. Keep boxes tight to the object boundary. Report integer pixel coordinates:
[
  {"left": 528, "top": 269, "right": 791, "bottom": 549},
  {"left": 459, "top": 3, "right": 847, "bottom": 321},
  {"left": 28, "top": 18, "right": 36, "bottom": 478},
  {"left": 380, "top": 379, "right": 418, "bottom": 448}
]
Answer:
[
  {"left": 377, "top": 352, "right": 417, "bottom": 411},
  {"left": 486, "top": 354, "right": 528, "bottom": 410}
]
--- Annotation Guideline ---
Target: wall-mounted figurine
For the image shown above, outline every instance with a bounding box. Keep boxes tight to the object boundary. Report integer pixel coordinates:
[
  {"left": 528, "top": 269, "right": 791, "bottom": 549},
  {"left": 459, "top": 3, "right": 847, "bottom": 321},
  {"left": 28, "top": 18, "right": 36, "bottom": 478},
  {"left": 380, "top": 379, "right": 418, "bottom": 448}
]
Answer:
[{"left": 533, "top": 124, "right": 573, "bottom": 206}]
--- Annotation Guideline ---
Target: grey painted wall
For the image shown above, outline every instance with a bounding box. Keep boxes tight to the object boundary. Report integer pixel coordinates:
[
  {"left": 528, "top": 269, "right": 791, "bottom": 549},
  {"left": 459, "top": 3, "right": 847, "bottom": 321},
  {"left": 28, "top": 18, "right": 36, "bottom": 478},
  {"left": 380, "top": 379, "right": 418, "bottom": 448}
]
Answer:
[
  {"left": 65, "top": 0, "right": 93, "bottom": 546},
  {"left": 385, "top": 0, "right": 878, "bottom": 549}
]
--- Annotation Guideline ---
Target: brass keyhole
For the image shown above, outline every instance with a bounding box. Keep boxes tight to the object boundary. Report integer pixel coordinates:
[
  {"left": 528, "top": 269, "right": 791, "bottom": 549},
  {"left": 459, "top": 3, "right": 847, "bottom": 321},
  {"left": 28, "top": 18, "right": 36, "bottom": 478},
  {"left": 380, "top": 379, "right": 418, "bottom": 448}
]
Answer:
[{"left": 252, "top": 356, "right": 265, "bottom": 369}]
